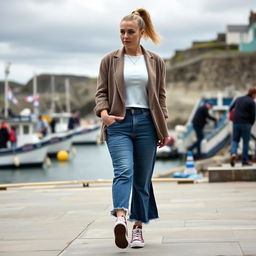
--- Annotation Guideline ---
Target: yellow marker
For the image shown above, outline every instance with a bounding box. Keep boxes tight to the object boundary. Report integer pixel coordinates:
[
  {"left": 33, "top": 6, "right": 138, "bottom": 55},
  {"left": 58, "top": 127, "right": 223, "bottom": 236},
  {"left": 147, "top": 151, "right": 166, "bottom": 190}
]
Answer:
[{"left": 57, "top": 150, "right": 69, "bottom": 161}]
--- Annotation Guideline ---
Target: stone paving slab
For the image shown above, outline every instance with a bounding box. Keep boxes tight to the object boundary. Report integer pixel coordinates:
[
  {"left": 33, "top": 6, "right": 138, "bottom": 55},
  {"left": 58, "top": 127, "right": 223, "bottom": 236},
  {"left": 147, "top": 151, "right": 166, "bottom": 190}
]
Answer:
[
  {"left": 59, "top": 239, "right": 243, "bottom": 256},
  {"left": 0, "top": 252, "right": 59, "bottom": 256},
  {"left": 0, "top": 182, "right": 256, "bottom": 255}
]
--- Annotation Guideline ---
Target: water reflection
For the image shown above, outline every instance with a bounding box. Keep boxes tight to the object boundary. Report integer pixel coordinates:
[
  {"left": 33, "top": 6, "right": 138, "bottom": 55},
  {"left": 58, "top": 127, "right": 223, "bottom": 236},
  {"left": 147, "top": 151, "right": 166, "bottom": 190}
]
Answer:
[{"left": 0, "top": 144, "right": 182, "bottom": 184}]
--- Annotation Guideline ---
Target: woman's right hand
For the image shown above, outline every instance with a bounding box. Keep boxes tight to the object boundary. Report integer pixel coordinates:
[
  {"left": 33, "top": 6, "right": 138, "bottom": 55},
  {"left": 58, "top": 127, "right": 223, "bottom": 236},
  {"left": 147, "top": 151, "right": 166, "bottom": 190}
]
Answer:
[{"left": 100, "top": 110, "right": 124, "bottom": 127}]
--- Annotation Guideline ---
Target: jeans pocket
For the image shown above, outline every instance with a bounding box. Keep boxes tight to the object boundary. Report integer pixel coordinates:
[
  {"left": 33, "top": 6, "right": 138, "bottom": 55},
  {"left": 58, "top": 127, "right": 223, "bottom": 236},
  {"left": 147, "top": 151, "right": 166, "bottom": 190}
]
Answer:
[{"left": 107, "top": 121, "right": 119, "bottom": 128}]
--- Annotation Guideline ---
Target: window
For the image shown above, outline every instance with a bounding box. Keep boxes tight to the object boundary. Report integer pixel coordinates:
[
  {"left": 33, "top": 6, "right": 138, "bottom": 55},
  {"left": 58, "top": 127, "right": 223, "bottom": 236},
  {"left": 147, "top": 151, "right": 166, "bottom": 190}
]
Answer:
[{"left": 23, "top": 125, "right": 29, "bottom": 134}]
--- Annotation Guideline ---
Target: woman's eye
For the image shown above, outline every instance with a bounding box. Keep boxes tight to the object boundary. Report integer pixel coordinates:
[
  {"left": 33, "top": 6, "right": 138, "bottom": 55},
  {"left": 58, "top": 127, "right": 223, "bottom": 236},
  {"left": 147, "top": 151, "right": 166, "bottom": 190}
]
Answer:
[{"left": 120, "top": 30, "right": 135, "bottom": 35}]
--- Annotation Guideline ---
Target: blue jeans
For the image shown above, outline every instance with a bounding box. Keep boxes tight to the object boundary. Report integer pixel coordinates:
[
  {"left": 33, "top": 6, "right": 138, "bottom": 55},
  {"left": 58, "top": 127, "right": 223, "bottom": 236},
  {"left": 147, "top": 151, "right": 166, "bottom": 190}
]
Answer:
[
  {"left": 106, "top": 108, "right": 158, "bottom": 223},
  {"left": 231, "top": 123, "right": 252, "bottom": 164},
  {"left": 188, "top": 125, "right": 204, "bottom": 156}
]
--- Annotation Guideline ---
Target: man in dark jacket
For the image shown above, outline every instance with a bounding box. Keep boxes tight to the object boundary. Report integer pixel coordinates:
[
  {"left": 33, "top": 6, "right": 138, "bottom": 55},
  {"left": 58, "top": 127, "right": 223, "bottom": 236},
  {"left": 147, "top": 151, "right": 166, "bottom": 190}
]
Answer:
[
  {"left": 0, "top": 123, "right": 9, "bottom": 148},
  {"left": 188, "top": 101, "right": 217, "bottom": 158},
  {"left": 230, "top": 87, "right": 256, "bottom": 166}
]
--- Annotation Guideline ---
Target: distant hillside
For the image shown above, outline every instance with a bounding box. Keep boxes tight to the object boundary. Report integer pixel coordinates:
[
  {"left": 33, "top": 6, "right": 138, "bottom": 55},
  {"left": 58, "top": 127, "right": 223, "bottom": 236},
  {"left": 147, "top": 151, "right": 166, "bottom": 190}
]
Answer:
[
  {"left": 0, "top": 74, "right": 97, "bottom": 118},
  {"left": 0, "top": 81, "right": 24, "bottom": 94},
  {"left": 165, "top": 51, "right": 256, "bottom": 126}
]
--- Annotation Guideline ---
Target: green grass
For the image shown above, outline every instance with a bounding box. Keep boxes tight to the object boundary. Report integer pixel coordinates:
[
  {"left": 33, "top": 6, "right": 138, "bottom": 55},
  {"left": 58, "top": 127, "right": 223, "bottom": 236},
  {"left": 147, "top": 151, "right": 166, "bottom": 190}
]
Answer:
[{"left": 171, "top": 47, "right": 239, "bottom": 63}]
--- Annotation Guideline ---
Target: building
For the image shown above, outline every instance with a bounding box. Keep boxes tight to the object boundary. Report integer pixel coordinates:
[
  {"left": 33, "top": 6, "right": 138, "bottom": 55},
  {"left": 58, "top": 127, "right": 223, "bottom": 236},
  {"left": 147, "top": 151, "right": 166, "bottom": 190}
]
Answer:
[
  {"left": 226, "top": 11, "right": 256, "bottom": 52},
  {"left": 226, "top": 25, "right": 248, "bottom": 45}
]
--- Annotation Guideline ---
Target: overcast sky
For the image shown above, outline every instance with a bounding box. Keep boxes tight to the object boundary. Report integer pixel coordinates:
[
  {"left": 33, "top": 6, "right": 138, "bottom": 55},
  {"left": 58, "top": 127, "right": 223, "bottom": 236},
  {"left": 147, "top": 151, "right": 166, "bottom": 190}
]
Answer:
[{"left": 0, "top": 0, "right": 255, "bottom": 83}]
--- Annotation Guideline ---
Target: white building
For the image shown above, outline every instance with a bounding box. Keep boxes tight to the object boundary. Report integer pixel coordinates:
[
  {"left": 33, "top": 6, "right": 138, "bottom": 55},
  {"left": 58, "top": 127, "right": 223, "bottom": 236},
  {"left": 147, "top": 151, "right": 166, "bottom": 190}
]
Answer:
[{"left": 226, "top": 25, "right": 249, "bottom": 45}]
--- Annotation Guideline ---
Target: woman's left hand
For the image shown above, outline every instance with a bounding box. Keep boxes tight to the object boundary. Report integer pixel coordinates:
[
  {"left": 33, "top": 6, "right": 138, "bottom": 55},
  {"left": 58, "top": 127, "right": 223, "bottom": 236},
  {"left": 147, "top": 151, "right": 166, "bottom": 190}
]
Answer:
[{"left": 157, "top": 137, "right": 169, "bottom": 148}]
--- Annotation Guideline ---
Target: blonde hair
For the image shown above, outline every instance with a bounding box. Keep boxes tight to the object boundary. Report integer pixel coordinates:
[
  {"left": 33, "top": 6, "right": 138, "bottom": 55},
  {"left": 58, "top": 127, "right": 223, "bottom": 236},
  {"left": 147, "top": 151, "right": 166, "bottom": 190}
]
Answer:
[{"left": 121, "top": 8, "right": 160, "bottom": 44}]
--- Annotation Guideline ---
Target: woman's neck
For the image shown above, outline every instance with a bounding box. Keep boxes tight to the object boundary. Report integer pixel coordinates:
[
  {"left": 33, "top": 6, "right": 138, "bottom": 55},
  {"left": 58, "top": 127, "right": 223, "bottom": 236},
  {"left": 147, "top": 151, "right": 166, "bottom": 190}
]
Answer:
[{"left": 124, "top": 46, "right": 143, "bottom": 56}]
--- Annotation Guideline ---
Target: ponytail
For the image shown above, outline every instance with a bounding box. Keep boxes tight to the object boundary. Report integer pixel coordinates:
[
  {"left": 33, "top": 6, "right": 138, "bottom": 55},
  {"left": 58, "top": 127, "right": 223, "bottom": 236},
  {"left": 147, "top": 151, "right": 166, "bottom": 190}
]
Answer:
[{"left": 122, "top": 8, "right": 160, "bottom": 44}]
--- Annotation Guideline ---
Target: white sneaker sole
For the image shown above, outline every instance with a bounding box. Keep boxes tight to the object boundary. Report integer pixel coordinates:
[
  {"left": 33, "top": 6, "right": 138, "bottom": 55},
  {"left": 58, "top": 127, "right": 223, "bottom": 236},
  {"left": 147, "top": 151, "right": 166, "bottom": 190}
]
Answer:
[
  {"left": 114, "top": 222, "right": 128, "bottom": 249},
  {"left": 130, "top": 240, "right": 145, "bottom": 248}
]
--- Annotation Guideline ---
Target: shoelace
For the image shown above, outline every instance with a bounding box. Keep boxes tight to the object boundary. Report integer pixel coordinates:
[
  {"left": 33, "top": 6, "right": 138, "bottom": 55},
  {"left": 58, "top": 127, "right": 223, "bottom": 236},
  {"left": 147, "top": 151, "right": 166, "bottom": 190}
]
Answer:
[
  {"left": 117, "top": 216, "right": 126, "bottom": 224},
  {"left": 132, "top": 227, "right": 142, "bottom": 241}
]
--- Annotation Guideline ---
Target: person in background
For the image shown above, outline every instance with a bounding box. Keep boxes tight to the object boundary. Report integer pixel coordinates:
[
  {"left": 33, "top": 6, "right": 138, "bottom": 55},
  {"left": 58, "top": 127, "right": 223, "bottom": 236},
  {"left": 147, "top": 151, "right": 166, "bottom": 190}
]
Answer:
[
  {"left": 230, "top": 87, "right": 256, "bottom": 167},
  {"left": 50, "top": 117, "right": 57, "bottom": 133},
  {"left": 187, "top": 101, "right": 217, "bottom": 158},
  {"left": 68, "top": 111, "right": 80, "bottom": 130},
  {"left": 95, "top": 8, "right": 169, "bottom": 249},
  {"left": 0, "top": 123, "right": 9, "bottom": 148},
  {"left": 74, "top": 111, "right": 81, "bottom": 127},
  {"left": 9, "top": 126, "right": 17, "bottom": 149},
  {"left": 37, "top": 115, "right": 49, "bottom": 137}
]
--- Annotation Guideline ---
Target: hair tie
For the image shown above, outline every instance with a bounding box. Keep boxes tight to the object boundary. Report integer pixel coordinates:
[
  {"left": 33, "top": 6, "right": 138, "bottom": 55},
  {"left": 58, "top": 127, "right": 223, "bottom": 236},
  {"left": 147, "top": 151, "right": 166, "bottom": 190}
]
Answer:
[{"left": 132, "top": 11, "right": 140, "bottom": 16}]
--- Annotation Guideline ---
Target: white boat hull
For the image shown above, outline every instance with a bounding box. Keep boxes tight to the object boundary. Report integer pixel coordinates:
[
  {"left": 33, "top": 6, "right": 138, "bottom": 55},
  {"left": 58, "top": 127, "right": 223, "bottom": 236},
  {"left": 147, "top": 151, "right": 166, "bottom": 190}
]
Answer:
[
  {"left": 45, "top": 133, "right": 73, "bottom": 155},
  {"left": 0, "top": 143, "right": 48, "bottom": 168},
  {"left": 72, "top": 126, "right": 100, "bottom": 144}
]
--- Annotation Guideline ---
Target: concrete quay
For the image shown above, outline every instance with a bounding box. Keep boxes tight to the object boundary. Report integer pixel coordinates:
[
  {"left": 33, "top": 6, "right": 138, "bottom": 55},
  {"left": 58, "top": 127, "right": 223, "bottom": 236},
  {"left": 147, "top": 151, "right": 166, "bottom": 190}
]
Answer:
[{"left": 0, "top": 181, "right": 256, "bottom": 256}]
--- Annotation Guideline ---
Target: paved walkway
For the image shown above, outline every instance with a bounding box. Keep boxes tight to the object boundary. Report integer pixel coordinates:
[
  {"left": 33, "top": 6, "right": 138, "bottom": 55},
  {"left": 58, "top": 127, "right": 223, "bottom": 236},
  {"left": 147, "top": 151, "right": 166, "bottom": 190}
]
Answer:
[{"left": 0, "top": 181, "right": 256, "bottom": 256}]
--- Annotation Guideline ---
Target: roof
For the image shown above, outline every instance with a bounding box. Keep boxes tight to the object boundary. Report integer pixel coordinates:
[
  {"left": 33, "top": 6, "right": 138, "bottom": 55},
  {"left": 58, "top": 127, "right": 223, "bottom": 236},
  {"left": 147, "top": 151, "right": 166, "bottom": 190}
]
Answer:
[{"left": 227, "top": 25, "right": 249, "bottom": 33}]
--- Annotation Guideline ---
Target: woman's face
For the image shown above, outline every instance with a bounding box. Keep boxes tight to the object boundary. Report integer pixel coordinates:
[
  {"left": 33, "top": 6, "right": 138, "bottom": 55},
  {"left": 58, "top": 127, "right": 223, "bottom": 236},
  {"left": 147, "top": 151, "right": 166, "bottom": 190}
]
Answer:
[{"left": 120, "top": 20, "right": 144, "bottom": 50}]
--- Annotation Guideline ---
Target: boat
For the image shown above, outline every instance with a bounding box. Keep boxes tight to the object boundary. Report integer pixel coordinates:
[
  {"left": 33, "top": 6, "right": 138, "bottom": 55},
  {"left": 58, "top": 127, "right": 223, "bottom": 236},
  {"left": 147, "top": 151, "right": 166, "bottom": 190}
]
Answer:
[
  {"left": 156, "top": 136, "right": 178, "bottom": 159},
  {"left": 45, "top": 77, "right": 101, "bottom": 145},
  {"left": 71, "top": 124, "right": 101, "bottom": 145},
  {"left": 175, "top": 92, "right": 234, "bottom": 158},
  {"left": 50, "top": 112, "right": 101, "bottom": 145},
  {"left": 43, "top": 131, "right": 73, "bottom": 157},
  {"left": 0, "top": 116, "right": 49, "bottom": 168}
]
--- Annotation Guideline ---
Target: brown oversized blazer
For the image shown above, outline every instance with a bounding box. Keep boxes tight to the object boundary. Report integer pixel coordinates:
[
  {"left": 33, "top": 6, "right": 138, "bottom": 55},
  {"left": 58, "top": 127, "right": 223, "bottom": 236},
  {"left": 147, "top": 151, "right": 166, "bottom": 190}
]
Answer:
[{"left": 94, "top": 45, "right": 169, "bottom": 142}]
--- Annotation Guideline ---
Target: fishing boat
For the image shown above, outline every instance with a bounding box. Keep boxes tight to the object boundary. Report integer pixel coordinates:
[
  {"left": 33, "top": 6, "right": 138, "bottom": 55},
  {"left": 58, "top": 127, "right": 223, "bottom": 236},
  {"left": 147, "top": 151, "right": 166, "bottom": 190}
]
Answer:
[
  {"left": 0, "top": 116, "right": 49, "bottom": 168},
  {"left": 175, "top": 92, "right": 234, "bottom": 158},
  {"left": 50, "top": 112, "right": 101, "bottom": 145},
  {"left": 44, "top": 131, "right": 73, "bottom": 157},
  {"left": 71, "top": 124, "right": 101, "bottom": 145}
]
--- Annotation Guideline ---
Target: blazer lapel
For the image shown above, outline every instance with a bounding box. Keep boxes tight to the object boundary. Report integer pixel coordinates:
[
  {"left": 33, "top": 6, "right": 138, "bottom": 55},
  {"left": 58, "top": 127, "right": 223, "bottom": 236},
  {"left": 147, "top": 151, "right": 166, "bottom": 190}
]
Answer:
[
  {"left": 113, "top": 48, "right": 125, "bottom": 104},
  {"left": 143, "top": 47, "right": 156, "bottom": 109}
]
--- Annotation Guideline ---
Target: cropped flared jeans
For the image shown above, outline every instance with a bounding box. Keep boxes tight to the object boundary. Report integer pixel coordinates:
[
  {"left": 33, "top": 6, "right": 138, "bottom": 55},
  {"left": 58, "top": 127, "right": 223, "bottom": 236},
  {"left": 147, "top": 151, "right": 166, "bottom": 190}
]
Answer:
[{"left": 106, "top": 108, "right": 159, "bottom": 224}]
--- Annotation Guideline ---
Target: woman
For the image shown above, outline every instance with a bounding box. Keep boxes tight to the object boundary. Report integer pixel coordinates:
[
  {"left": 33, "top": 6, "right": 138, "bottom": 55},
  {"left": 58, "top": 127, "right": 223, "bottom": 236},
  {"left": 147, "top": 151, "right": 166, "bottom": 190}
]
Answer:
[{"left": 95, "top": 8, "right": 169, "bottom": 249}]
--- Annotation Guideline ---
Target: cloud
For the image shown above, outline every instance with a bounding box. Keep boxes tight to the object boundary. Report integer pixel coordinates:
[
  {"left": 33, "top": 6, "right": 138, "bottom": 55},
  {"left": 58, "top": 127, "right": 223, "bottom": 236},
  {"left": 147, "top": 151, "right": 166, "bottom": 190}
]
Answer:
[{"left": 0, "top": 0, "right": 255, "bottom": 83}]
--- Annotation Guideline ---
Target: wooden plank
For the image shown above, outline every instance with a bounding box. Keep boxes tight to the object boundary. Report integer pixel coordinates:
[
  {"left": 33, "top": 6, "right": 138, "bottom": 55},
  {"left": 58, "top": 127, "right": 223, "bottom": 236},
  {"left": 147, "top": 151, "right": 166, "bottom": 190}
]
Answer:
[{"left": 0, "top": 178, "right": 196, "bottom": 190}]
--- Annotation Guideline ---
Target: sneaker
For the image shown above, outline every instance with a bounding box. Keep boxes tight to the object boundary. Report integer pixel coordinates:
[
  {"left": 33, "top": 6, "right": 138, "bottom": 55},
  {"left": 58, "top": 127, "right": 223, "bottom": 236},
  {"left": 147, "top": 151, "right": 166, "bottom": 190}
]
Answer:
[
  {"left": 114, "top": 216, "right": 128, "bottom": 249},
  {"left": 230, "top": 154, "right": 236, "bottom": 167},
  {"left": 130, "top": 225, "right": 145, "bottom": 248}
]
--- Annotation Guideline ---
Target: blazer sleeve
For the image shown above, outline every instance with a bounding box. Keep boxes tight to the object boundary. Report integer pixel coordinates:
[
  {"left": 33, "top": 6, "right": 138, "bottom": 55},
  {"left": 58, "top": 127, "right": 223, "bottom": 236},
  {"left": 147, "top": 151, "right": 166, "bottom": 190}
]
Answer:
[
  {"left": 158, "top": 58, "right": 168, "bottom": 119},
  {"left": 94, "top": 57, "right": 110, "bottom": 117}
]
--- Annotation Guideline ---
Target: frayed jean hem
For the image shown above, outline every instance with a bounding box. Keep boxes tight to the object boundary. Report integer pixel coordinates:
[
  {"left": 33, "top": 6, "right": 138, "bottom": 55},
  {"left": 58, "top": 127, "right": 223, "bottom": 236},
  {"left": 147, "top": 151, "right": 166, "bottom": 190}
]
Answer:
[
  {"left": 110, "top": 208, "right": 129, "bottom": 217},
  {"left": 128, "top": 216, "right": 159, "bottom": 224}
]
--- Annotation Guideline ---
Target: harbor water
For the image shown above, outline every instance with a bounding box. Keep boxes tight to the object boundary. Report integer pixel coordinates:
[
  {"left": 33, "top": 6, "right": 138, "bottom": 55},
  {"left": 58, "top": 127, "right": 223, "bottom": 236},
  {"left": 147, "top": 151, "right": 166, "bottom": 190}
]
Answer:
[{"left": 0, "top": 144, "right": 182, "bottom": 184}]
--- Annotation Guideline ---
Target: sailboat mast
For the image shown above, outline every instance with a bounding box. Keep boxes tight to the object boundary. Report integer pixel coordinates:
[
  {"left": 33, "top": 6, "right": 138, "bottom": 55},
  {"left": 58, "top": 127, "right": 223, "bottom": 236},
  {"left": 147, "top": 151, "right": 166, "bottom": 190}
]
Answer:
[
  {"left": 50, "top": 75, "right": 56, "bottom": 113},
  {"left": 65, "top": 78, "right": 71, "bottom": 113},
  {"left": 33, "top": 73, "right": 39, "bottom": 117},
  {"left": 4, "top": 62, "right": 11, "bottom": 118}
]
